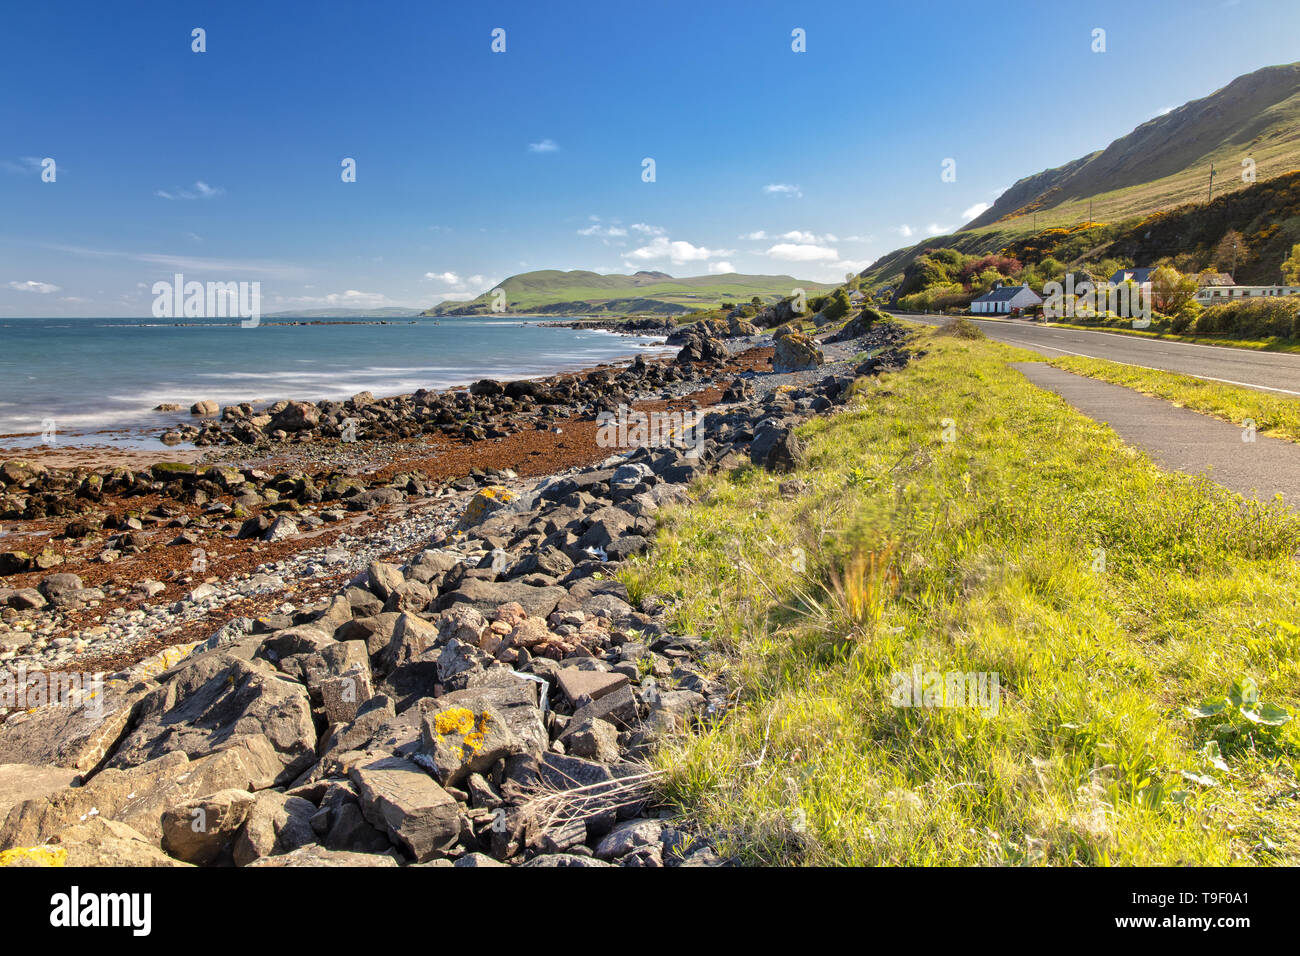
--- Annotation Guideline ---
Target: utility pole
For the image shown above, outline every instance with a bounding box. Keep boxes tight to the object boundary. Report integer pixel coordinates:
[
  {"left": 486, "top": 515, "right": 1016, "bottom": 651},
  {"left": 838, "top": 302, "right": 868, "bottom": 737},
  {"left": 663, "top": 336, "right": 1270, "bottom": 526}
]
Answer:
[
  {"left": 1208, "top": 163, "right": 1216, "bottom": 203},
  {"left": 1231, "top": 241, "right": 1238, "bottom": 282}
]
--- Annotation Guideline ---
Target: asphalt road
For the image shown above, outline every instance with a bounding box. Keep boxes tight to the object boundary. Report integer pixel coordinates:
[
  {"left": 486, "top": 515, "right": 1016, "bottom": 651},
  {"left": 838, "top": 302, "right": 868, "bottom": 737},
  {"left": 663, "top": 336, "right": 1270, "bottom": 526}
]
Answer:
[
  {"left": 1013, "top": 363, "right": 1300, "bottom": 507},
  {"left": 897, "top": 313, "right": 1300, "bottom": 395}
]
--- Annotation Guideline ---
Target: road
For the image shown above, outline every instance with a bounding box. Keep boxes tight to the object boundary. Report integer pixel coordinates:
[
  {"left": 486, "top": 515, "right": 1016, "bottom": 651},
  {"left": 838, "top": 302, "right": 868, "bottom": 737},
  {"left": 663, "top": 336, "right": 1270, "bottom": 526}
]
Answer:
[
  {"left": 1013, "top": 363, "right": 1300, "bottom": 506},
  {"left": 896, "top": 313, "right": 1300, "bottom": 395}
]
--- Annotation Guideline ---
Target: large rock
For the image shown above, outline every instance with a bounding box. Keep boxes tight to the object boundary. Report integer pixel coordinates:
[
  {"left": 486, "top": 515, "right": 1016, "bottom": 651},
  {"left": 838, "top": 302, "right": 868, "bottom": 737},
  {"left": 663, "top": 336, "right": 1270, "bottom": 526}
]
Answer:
[
  {"left": 417, "top": 703, "right": 523, "bottom": 787},
  {"left": 160, "top": 788, "right": 256, "bottom": 865},
  {"left": 772, "top": 331, "right": 824, "bottom": 372},
  {"left": 248, "top": 845, "right": 398, "bottom": 867},
  {"left": 0, "top": 764, "right": 78, "bottom": 822},
  {"left": 2, "top": 818, "right": 191, "bottom": 867},
  {"left": 750, "top": 424, "right": 806, "bottom": 473},
  {"left": 438, "top": 579, "right": 566, "bottom": 619},
  {"left": 269, "top": 401, "right": 319, "bottom": 432},
  {"left": 232, "top": 790, "right": 317, "bottom": 866},
  {"left": 107, "top": 656, "right": 316, "bottom": 786},
  {"left": 0, "top": 735, "right": 283, "bottom": 848},
  {"left": 349, "top": 755, "right": 464, "bottom": 862},
  {"left": 0, "top": 683, "right": 149, "bottom": 774}
]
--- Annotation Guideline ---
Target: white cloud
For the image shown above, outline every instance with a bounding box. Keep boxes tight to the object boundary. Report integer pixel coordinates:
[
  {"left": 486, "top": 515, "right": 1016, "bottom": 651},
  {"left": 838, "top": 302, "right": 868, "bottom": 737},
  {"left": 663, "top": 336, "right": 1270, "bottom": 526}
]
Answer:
[
  {"left": 274, "top": 290, "right": 400, "bottom": 308},
  {"left": 422, "top": 272, "right": 491, "bottom": 293},
  {"left": 763, "top": 183, "right": 803, "bottom": 199},
  {"left": 8, "top": 280, "right": 60, "bottom": 294},
  {"left": 528, "top": 139, "right": 559, "bottom": 153},
  {"left": 155, "top": 180, "right": 224, "bottom": 200},
  {"left": 34, "top": 242, "right": 308, "bottom": 279},
  {"left": 0, "top": 156, "right": 46, "bottom": 176},
  {"left": 626, "top": 236, "right": 734, "bottom": 264},
  {"left": 765, "top": 242, "right": 839, "bottom": 262},
  {"left": 577, "top": 223, "right": 627, "bottom": 238},
  {"left": 630, "top": 223, "right": 665, "bottom": 236},
  {"left": 708, "top": 261, "right": 735, "bottom": 274},
  {"left": 896, "top": 225, "right": 915, "bottom": 238},
  {"left": 925, "top": 223, "right": 953, "bottom": 236},
  {"left": 739, "top": 230, "right": 769, "bottom": 240},
  {"left": 961, "top": 202, "right": 992, "bottom": 221}
]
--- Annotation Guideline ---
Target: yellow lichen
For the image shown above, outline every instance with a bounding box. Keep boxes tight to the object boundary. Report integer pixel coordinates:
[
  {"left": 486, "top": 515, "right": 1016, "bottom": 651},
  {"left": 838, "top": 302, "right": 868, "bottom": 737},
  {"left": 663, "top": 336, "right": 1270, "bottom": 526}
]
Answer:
[
  {"left": 432, "top": 707, "right": 477, "bottom": 736},
  {"left": 0, "top": 846, "right": 67, "bottom": 867}
]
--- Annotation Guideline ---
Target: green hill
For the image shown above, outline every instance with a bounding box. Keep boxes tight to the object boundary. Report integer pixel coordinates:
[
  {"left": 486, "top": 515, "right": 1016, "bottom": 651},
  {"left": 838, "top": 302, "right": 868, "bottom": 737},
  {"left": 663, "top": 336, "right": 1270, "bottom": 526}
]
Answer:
[
  {"left": 423, "top": 270, "right": 835, "bottom": 316},
  {"left": 862, "top": 61, "right": 1300, "bottom": 290}
]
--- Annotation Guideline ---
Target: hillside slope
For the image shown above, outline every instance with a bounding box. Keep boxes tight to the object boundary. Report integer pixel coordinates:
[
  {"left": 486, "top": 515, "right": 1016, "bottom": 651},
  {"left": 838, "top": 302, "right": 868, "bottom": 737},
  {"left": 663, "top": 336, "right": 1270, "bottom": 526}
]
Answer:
[
  {"left": 424, "top": 270, "right": 834, "bottom": 316},
  {"left": 969, "top": 62, "right": 1300, "bottom": 230},
  {"left": 863, "top": 62, "right": 1300, "bottom": 290}
]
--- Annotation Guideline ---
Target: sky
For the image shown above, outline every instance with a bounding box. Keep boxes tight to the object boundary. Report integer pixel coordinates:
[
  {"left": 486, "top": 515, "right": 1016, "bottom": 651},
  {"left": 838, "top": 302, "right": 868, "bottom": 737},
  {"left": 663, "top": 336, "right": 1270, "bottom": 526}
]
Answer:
[{"left": 2, "top": 0, "right": 1298, "bottom": 316}]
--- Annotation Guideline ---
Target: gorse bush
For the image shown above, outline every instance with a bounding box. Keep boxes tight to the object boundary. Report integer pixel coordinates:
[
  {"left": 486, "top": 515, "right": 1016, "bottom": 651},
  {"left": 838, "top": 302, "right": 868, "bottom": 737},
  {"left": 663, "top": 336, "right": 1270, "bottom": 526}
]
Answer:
[{"left": 1194, "top": 297, "right": 1300, "bottom": 339}]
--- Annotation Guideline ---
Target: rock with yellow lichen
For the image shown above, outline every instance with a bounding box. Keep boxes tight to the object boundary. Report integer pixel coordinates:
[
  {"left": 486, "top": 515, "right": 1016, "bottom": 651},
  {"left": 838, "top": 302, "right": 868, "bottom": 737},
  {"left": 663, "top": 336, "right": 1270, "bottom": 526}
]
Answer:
[
  {"left": 2, "top": 818, "right": 190, "bottom": 867},
  {"left": 417, "top": 702, "right": 523, "bottom": 787},
  {"left": 455, "top": 485, "right": 515, "bottom": 530}
]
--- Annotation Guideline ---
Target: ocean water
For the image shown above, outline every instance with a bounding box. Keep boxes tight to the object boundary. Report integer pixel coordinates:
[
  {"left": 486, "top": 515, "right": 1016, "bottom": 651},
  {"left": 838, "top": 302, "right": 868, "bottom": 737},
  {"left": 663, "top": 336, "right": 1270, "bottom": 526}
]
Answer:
[{"left": 0, "top": 316, "right": 672, "bottom": 450}]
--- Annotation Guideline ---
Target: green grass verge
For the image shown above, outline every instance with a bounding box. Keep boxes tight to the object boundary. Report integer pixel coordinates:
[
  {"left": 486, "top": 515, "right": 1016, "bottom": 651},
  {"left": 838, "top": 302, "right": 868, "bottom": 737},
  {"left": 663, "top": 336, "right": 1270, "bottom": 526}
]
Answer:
[
  {"left": 1049, "top": 356, "right": 1300, "bottom": 445},
  {"left": 623, "top": 326, "right": 1300, "bottom": 865},
  {"left": 1040, "top": 321, "right": 1300, "bottom": 354}
]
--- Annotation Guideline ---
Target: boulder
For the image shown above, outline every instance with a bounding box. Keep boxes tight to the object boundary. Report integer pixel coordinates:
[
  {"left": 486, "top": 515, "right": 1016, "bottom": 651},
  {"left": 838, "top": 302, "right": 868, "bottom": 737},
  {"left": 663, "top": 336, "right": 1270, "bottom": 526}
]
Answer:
[
  {"left": 3, "top": 818, "right": 191, "bottom": 867},
  {"left": 0, "top": 735, "right": 284, "bottom": 848},
  {"left": 772, "top": 331, "right": 824, "bottom": 372},
  {"left": 438, "top": 579, "right": 566, "bottom": 619},
  {"left": 0, "top": 683, "right": 149, "bottom": 773},
  {"left": 417, "top": 703, "right": 523, "bottom": 787},
  {"left": 107, "top": 656, "right": 316, "bottom": 786},
  {"left": 232, "top": 790, "right": 317, "bottom": 866},
  {"left": 160, "top": 788, "right": 256, "bottom": 865},
  {"left": 268, "top": 401, "right": 319, "bottom": 432},
  {"left": 248, "top": 845, "right": 398, "bottom": 867},
  {"left": 349, "top": 755, "right": 464, "bottom": 862}
]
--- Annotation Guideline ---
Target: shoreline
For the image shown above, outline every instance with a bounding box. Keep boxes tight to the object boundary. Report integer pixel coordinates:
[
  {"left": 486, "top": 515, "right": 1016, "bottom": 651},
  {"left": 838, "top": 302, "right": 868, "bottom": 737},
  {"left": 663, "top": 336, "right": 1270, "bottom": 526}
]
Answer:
[
  {"left": 0, "top": 329, "right": 787, "bottom": 681},
  {"left": 0, "top": 319, "right": 676, "bottom": 452}
]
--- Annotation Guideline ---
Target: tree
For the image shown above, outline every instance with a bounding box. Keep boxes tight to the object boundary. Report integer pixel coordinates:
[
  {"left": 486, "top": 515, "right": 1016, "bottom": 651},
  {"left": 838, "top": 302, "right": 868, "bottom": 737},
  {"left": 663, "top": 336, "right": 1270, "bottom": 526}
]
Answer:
[
  {"left": 1213, "top": 230, "right": 1247, "bottom": 279},
  {"left": 1281, "top": 243, "right": 1300, "bottom": 285},
  {"left": 1149, "top": 265, "right": 1198, "bottom": 314},
  {"left": 823, "top": 288, "right": 852, "bottom": 322}
]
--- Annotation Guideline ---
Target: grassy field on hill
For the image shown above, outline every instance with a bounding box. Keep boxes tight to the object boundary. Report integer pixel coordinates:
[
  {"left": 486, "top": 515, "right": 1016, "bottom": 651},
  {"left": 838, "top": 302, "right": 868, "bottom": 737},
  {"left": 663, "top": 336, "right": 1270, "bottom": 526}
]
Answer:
[
  {"left": 625, "top": 323, "right": 1300, "bottom": 865},
  {"left": 426, "top": 270, "right": 835, "bottom": 316}
]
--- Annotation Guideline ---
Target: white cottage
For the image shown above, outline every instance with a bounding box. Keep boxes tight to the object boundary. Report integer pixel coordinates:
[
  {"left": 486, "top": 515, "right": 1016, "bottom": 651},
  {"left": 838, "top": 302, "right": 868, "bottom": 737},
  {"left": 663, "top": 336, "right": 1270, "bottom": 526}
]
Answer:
[{"left": 970, "top": 282, "right": 1042, "bottom": 314}]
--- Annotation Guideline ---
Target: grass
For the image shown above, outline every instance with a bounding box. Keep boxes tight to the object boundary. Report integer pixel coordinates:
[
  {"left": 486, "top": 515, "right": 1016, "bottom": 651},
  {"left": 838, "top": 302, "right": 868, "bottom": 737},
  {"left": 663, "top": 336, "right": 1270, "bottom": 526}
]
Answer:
[
  {"left": 623, "top": 324, "right": 1300, "bottom": 865},
  {"left": 1041, "top": 321, "right": 1300, "bottom": 354},
  {"left": 1049, "top": 356, "right": 1300, "bottom": 444}
]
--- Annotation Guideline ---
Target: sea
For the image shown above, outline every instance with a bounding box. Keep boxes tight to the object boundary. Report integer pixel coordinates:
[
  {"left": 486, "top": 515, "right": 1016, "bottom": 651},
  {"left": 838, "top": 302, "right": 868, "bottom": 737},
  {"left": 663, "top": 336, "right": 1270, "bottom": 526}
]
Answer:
[{"left": 0, "top": 316, "right": 673, "bottom": 450}]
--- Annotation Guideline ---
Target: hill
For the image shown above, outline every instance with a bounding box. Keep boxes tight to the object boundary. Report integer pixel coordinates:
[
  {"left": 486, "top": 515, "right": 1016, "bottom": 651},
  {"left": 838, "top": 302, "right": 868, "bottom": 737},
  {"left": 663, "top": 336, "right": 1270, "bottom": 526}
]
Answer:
[
  {"left": 423, "top": 270, "right": 835, "bottom": 316},
  {"left": 862, "top": 61, "right": 1300, "bottom": 290},
  {"left": 262, "top": 307, "right": 423, "bottom": 319}
]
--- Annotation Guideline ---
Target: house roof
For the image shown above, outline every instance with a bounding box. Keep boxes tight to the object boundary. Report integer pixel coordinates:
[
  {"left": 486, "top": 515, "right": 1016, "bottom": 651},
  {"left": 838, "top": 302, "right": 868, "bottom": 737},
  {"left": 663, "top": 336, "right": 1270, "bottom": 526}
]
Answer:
[
  {"left": 1198, "top": 272, "right": 1234, "bottom": 286},
  {"left": 972, "top": 284, "right": 1040, "bottom": 303},
  {"left": 1110, "top": 267, "right": 1157, "bottom": 285}
]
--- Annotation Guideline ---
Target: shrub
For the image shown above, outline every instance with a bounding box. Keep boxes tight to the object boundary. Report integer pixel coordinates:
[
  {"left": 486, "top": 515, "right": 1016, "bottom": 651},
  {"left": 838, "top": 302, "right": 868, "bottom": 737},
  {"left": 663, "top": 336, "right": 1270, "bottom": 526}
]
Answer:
[
  {"left": 1195, "top": 298, "right": 1300, "bottom": 339},
  {"left": 935, "top": 317, "right": 985, "bottom": 339}
]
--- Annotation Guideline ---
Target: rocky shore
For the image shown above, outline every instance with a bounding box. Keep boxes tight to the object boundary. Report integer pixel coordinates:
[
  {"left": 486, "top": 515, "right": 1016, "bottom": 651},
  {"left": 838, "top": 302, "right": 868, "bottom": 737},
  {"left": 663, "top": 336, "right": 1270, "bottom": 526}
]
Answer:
[{"left": 0, "top": 315, "right": 915, "bottom": 867}]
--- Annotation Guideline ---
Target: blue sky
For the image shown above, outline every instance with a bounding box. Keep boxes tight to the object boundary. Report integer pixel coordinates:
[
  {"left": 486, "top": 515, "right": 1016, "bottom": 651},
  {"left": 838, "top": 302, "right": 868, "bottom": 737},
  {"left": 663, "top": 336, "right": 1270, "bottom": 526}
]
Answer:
[{"left": 2, "top": 0, "right": 1297, "bottom": 316}]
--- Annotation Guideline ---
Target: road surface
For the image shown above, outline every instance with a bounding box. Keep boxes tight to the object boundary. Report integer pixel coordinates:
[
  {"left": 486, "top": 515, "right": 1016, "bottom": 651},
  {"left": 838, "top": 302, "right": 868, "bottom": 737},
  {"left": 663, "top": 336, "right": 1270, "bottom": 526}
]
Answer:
[
  {"left": 1013, "top": 363, "right": 1300, "bottom": 507},
  {"left": 897, "top": 313, "right": 1300, "bottom": 395}
]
